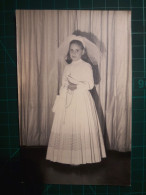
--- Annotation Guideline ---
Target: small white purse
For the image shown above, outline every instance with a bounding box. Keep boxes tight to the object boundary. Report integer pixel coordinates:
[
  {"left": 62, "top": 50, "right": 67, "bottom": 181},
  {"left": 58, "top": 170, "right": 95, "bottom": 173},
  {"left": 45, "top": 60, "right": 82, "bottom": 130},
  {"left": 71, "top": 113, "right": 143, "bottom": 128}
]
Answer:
[
  {"left": 52, "top": 94, "right": 67, "bottom": 113},
  {"left": 52, "top": 95, "right": 61, "bottom": 113}
]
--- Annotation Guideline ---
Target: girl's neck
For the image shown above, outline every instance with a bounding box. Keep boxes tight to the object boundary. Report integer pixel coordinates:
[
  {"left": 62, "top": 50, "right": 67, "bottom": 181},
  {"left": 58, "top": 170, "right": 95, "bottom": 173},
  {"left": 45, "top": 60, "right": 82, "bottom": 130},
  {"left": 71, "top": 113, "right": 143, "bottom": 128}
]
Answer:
[{"left": 71, "top": 58, "right": 82, "bottom": 64}]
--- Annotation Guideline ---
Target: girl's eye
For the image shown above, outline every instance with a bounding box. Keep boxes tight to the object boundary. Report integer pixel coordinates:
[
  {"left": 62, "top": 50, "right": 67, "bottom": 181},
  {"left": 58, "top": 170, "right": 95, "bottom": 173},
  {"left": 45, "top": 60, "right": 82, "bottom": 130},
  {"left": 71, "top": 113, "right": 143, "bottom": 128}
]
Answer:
[{"left": 70, "top": 49, "right": 79, "bottom": 52}]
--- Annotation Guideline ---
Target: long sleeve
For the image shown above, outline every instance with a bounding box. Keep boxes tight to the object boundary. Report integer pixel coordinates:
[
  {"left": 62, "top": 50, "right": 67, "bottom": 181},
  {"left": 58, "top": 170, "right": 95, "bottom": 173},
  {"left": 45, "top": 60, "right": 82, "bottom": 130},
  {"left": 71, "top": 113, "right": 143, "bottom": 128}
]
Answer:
[
  {"left": 60, "top": 61, "right": 94, "bottom": 93},
  {"left": 76, "top": 64, "right": 94, "bottom": 91},
  {"left": 59, "top": 65, "right": 70, "bottom": 96}
]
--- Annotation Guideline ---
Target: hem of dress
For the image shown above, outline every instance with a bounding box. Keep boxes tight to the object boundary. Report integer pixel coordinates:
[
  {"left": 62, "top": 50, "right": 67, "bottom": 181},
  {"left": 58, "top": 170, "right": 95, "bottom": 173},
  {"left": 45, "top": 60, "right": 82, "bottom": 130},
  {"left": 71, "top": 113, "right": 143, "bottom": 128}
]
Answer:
[{"left": 45, "top": 157, "right": 106, "bottom": 166}]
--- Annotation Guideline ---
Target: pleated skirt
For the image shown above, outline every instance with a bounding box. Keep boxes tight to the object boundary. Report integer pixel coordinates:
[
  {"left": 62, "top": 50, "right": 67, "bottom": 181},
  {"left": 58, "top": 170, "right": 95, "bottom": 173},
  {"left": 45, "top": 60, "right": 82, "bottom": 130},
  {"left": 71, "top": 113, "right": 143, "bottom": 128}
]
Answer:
[{"left": 46, "top": 89, "right": 106, "bottom": 165}]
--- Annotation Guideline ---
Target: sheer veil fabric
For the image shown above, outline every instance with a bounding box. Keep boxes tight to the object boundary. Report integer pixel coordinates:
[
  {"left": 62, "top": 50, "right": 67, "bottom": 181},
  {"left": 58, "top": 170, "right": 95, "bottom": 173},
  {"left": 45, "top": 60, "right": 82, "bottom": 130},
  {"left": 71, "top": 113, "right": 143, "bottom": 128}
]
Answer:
[{"left": 16, "top": 10, "right": 131, "bottom": 152}]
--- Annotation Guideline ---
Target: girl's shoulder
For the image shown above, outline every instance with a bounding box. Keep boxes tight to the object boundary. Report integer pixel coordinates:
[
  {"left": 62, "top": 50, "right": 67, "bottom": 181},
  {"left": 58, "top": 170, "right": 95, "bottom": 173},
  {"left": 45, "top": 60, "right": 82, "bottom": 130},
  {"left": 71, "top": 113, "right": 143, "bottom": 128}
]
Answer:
[
  {"left": 63, "top": 64, "right": 71, "bottom": 73},
  {"left": 64, "top": 63, "right": 71, "bottom": 69},
  {"left": 81, "top": 60, "right": 92, "bottom": 70}
]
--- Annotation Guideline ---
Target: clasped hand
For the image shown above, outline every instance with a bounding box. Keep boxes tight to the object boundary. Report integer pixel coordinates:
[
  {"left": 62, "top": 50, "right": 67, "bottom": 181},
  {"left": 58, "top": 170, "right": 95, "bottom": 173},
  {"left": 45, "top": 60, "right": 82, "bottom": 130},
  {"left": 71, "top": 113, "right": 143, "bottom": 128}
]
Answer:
[{"left": 68, "top": 80, "right": 77, "bottom": 91}]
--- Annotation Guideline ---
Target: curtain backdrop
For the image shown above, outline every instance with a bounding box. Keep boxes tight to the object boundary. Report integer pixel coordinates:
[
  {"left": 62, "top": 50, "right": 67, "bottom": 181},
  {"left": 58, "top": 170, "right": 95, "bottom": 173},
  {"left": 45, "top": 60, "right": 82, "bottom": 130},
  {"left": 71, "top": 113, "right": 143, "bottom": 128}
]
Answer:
[{"left": 16, "top": 10, "right": 131, "bottom": 151}]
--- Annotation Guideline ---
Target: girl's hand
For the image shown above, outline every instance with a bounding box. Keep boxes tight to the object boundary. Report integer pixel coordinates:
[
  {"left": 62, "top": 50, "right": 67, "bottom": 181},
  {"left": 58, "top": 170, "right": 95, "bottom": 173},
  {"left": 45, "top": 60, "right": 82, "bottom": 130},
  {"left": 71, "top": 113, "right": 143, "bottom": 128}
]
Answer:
[
  {"left": 67, "top": 75, "right": 79, "bottom": 85},
  {"left": 68, "top": 81, "right": 77, "bottom": 91}
]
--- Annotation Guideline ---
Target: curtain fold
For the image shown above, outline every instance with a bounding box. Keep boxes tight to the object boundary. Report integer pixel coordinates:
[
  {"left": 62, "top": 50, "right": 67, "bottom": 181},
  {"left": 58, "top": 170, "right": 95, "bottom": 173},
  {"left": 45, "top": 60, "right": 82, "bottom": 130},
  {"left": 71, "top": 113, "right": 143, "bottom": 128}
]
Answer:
[{"left": 16, "top": 10, "right": 131, "bottom": 151}]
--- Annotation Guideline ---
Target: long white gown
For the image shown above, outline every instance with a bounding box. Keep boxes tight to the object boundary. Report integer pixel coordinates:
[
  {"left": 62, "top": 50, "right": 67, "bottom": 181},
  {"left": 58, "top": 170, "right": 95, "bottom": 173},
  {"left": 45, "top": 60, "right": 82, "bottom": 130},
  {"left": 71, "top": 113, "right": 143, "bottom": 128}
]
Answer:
[{"left": 46, "top": 59, "right": 106, "bottom": 165}]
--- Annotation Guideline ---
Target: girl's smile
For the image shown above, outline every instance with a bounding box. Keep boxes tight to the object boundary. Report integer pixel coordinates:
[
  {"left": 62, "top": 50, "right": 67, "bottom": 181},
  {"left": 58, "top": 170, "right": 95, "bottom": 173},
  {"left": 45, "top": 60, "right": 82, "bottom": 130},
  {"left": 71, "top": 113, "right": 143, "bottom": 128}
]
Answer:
[{"left": 69, "top": 43, "right": 84, "bottom": 61}]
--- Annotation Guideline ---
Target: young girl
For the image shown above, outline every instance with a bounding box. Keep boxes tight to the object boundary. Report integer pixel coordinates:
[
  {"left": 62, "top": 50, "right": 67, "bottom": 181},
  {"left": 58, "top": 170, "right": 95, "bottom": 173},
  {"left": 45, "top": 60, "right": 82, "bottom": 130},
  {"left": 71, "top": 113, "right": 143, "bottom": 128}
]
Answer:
[{"left": 46, "top": 36, "right": 106, "bottom": 165}]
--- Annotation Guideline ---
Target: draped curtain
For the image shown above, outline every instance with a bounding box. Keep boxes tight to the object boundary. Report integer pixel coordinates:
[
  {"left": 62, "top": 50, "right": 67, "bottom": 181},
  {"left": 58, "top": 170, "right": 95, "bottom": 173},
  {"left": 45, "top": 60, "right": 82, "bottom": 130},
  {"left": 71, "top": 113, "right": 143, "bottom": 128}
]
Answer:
[{"left": 16, "top": 10, "right": 131, "bottom": 151}]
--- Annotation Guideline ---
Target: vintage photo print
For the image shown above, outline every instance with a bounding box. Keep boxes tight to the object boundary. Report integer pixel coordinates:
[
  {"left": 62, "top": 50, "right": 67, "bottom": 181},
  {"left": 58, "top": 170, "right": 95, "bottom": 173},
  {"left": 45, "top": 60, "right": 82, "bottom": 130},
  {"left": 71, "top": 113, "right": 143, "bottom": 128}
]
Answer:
[{"left": 16, "top": 10, "right": 132, "bottom": 185}]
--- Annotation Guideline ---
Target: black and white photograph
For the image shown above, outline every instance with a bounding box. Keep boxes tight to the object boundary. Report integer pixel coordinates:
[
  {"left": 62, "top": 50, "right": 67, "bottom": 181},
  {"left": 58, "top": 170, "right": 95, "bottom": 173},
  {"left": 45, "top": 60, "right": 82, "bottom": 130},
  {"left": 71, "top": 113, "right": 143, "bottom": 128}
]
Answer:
[{"left": 16, "top": 10, "right": 132, "bottom": 186}]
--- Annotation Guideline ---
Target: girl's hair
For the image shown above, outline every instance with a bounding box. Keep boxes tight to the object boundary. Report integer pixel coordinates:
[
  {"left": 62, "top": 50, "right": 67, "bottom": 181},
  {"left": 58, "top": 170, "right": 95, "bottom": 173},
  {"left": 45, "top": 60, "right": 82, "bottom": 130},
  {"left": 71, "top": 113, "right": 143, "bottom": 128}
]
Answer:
[
  {"left": 66, "top": 40, "right": 91, "bottom": 64},
  {"left": 65, "top": 39, "right": 99, "bottom": 85}
]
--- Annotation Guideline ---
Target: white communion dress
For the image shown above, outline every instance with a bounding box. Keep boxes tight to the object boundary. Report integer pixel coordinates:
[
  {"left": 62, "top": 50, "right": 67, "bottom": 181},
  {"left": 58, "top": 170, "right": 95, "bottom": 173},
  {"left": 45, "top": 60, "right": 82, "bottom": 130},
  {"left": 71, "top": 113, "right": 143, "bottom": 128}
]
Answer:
[{"left": 46, "top": 59, "right": 106, "bottom": 165}]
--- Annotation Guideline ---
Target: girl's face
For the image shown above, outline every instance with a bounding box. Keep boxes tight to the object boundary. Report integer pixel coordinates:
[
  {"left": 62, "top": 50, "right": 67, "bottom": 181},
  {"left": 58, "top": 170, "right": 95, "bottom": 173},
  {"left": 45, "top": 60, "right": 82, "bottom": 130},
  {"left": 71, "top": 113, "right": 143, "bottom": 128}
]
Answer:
[{"left": 69, "top": 43, "right": 84, "bottom": 61}]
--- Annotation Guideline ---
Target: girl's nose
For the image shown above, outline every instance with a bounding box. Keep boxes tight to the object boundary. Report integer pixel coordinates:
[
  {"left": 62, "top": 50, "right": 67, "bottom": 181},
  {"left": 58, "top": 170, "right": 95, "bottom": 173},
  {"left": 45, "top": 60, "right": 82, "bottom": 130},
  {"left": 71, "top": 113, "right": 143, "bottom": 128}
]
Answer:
[
  {"left": 72, "top": 51, "right": 76, "bottom": 54},
  {"left": 72, "top": 50, "right": 77, "bottom": 55}
]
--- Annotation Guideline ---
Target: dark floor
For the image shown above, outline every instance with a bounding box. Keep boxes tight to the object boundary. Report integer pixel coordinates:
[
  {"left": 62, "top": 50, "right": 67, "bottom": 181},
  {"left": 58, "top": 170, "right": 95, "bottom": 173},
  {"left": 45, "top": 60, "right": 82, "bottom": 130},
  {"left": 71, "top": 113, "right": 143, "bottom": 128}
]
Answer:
[
  {"left": 21, "top": 147, "right": 131, "bottom": 186},
  {"left": 1, "top": 146, "right": 131, "bottom": 188}
]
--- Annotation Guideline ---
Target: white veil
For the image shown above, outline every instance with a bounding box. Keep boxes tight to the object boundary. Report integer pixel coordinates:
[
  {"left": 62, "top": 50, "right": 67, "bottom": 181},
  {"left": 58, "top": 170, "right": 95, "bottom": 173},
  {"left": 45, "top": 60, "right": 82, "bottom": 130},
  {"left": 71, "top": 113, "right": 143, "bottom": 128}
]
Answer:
[{"left": 58, "top": 35, "right": 105, "bottom": 65}]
